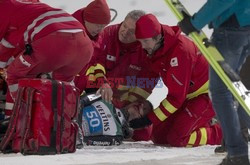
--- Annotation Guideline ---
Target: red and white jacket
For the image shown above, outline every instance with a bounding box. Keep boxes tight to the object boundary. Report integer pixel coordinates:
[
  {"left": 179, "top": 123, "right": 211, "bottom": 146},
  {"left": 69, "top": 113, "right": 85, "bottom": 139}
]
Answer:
[
  {"left": 146, "top": 25, "right": 210, "bottom": 125},
  {"left": 0, "top": 38, "right": 18, "bottom": 69},
  {"left": 78, "top": 24, "right": 159, "bottom": 108},
  {"left": 0, "top": 0, "right": 86, "bottom": 114},
  {"left": 0, "top": 0, "right": 84, "bottom": 67}
]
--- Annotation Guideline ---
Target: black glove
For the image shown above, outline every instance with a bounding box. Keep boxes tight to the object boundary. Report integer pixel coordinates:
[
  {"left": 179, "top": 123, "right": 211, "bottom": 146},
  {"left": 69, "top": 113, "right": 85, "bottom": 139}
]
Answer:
[
  {"left": 129, "top": 116, "right": 152, "bottom": 129},
  {"left": 178, "top": 11, "right": 199, "bottom": 35}
]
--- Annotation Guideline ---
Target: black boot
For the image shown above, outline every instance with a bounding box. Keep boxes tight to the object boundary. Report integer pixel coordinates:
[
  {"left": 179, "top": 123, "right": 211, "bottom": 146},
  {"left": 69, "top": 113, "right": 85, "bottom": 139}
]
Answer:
[
  {"left": 214, "top": 139, "right": 226, "bottom": 154},
  {"left": 214, "top": 121, "right": 250, "bottom": 154},
  {"left": 219, "top": 155, "right": 250, "bottom": 165},
  {"left": 241, "top": 127, "right": 250, "bottom": 142}
]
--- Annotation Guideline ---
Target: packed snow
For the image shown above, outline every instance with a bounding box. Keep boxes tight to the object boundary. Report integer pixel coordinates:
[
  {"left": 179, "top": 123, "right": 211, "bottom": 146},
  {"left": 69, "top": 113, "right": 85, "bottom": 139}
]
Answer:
[{"left": 1, "top": 141, "right": 228, "bottom": 165}]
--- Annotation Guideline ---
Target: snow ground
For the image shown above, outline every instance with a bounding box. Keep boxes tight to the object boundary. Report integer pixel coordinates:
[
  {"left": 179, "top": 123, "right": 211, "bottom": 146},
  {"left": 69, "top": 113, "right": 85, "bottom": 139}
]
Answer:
[{"left": 1, "top": 141, "right": 229, "bottom": 165}]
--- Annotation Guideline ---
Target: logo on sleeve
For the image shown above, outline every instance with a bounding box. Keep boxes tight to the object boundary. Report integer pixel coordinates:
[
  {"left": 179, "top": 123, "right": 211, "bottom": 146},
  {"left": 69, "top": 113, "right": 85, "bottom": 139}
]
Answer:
[
  {"left": 170, "top": 57, "right": 178, "bottom": 67},
  {"left": 106, "top": 55, "right": 116, "bottom": 61}
]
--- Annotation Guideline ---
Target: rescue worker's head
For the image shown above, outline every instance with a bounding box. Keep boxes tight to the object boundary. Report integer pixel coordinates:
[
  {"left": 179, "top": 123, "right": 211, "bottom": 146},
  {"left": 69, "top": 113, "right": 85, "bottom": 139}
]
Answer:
[
  {"left": 84, "top": 0, "right": 111, "bottom": 37},
  {"left": 135, "top": 14, "right": 163, "bottom": 56},
  {"left": 123, "top": 99, "right": 153, "bottom": 122},
  {"left": 118, "top": 10, "right": 146, "bottom": 44}
]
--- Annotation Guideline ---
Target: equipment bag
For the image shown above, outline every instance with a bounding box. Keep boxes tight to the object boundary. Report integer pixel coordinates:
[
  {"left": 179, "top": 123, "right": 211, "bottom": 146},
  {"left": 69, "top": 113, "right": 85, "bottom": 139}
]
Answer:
[{"left": 0, "top": 78, "right": 79, "bottom": 155}]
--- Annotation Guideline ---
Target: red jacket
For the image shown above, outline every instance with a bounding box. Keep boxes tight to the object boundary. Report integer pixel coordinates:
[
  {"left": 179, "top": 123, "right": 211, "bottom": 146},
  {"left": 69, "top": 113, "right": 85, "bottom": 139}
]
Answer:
[
  {"left": 0, "top": 38, "right": 21, "bottom": 68},
  {"left": 0, "top": 0, "right": 84, "bottom": 69},
  {"left": 147, "top": 25, "right": 209, "bottom": 125},
  {"left": 0, "top": 0, "right": 84, "bottom": 50},
  {"left": 80, "top": 24, "right": 159, "bottom": 108}
]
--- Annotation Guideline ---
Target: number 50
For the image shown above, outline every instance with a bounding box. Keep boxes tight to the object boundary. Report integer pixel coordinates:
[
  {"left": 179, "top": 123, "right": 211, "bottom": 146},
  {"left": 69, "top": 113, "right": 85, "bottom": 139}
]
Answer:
[{"left": 86, "top": 111, "right": 100, "bottom": 127}]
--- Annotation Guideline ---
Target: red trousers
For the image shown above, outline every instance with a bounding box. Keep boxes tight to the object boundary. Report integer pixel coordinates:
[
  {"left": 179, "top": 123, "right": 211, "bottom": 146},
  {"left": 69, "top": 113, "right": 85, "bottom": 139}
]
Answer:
[
  {"left": 151, "top": 94, "right": 222, "bottom": 147},
  {"left": 6, "top": 31, "right": 93, "bottom": 99}
]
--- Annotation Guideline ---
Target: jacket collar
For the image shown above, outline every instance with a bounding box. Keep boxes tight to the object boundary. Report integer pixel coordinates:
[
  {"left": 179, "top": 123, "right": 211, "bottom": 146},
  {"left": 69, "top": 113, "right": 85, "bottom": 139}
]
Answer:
[{"left": 150, "top": 25, "right": 181, "bottom": 62}]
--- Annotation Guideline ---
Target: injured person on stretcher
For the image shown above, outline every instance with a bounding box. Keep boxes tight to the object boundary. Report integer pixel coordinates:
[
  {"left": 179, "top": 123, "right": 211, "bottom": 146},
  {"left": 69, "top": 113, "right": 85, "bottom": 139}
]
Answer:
[{"left": 77, "top": 93, "right": 153, "bottom": 147}]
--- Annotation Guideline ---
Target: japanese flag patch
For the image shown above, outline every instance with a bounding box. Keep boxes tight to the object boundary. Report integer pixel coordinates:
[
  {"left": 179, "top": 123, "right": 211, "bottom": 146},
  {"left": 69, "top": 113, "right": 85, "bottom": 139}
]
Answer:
[{"left": 170, "top": 57, "right": 178, "bottom": 67}]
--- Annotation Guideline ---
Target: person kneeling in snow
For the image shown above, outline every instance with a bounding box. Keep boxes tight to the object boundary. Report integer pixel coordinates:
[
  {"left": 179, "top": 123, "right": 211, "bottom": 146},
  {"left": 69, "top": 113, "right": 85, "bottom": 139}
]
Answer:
[
  {"left": 129, "top": 14, "right": 223, "bottom": 147},
  {"left": 78, "top": 94, "right": 153, "bottom": 147}
]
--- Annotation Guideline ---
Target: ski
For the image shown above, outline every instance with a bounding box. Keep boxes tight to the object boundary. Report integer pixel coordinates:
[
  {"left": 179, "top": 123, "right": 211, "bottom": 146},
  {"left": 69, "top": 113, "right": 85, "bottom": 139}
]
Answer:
[{"left": 164, "top": 0, "right": 250, "bottom": 116}]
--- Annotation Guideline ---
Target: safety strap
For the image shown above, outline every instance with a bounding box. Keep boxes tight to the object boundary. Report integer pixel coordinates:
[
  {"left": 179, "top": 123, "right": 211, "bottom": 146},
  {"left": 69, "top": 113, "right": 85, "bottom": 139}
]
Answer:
[
  {"left": 21, "top": 87, "right": 36, "bottom": 154},
  {"left": 0, "top": 87, "right": 25, "bottom": 153},
  {"left": 111, "top": 106, "right": 122, "bottom": 125},
  {"left": 49, "top": 80, "right": 58, "bottom": 153},
  {"left": 59, "top": 83, "right": 65, "bottom": 153}
]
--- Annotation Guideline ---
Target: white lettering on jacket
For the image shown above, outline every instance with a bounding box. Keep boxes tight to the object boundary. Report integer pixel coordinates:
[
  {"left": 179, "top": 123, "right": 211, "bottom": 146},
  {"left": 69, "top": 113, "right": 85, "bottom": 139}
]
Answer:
[{"left": 129, "top": 64, "right": 141, "bottom": 71}]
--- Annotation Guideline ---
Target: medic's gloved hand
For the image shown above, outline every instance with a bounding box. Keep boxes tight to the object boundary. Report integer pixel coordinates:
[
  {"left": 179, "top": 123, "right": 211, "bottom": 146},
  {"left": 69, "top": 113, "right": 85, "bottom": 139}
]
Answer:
[
  {"left": 129, "top": 116, "right": 152, "bottom": 129},
  {"left": 178, "top": 11, "right": 199, "bottom": 35}
]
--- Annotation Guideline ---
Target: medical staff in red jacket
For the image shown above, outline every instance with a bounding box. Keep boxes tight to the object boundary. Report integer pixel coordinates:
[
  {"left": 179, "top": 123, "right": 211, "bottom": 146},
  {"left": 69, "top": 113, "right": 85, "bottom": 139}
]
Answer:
[
  {"left": 72, "top": 0, "right": 111, "bottom": 95},
  {"left": 0, "top": 0, "right": 93, "bottom": 115},
  {"left": 0, "top": 0, "right": 41, "bottom": 117},
  {"left": 75, "top": 10, "right": 159, "bottom": 141},
  {"left": 72, "top": 0, "right": 111, "bottom": 41},
  {"left": 130, "top": 14, "right": 222, "bottom": 147}
]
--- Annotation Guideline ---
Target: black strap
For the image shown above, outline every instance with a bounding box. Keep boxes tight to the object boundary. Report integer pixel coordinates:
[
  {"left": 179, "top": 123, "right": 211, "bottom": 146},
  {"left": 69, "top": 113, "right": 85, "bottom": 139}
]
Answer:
[
  {"left": 80, "top": 93, "right": 102, "bottom": 107},
  {"left": 60, "top": 83, "right": 65, "bottom": 152},
  {"left": 0, "top": 87, "right": 25, "bottom": 153},
  {"left": 50, "top": 80, "right": 58, "bottom": 153},
  {"left": 21, "top": 87, "right": 36, "bottom": 154},
  {"left": 111, "top": 106, "right": 122, "bottom": 125}
]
